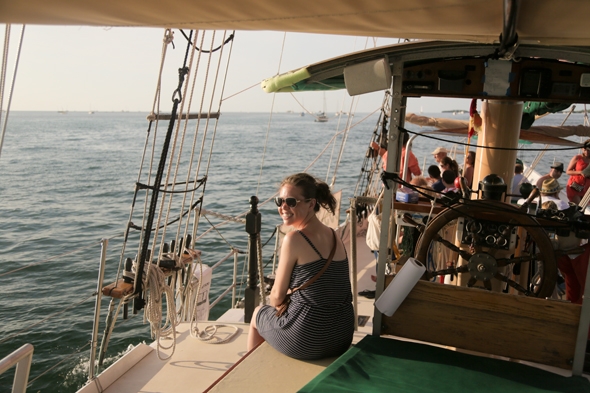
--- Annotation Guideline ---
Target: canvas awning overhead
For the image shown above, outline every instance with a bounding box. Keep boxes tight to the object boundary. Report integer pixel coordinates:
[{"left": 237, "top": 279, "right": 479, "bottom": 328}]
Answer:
[{"left": 3, "top": 1, "right": 590, "bottom": 47}]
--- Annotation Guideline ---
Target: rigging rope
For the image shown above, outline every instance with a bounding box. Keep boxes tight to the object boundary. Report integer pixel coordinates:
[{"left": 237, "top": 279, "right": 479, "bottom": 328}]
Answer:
[
  {"left": 114, "top": 28, "right": 175, "bottom": 287},
  {"left": 179, "top": 29, "right": 234, "bottom": 53},
  {"left": 256, "top": 32, "right": 287, "bottom": 196},
  {"left": 0, "top": 24, "right": 25, "bottom": 161},
  {"left": 142, "top": 29, "right": 240, "bottom": 350}
]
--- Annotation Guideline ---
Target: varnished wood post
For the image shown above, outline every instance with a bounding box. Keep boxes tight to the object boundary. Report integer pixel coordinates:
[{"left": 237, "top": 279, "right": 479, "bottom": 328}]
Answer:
[{"left": 245, "top": 196, "right": 261, "bottom": 323}]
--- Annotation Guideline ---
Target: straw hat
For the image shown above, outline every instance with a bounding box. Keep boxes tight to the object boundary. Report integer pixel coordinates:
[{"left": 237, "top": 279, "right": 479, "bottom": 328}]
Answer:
[
  {"left": 541, "top": 178, "right": 561, "bottom": 194},
  {"left": 431, "top": 147, "right": 448, "bottom": 155}
]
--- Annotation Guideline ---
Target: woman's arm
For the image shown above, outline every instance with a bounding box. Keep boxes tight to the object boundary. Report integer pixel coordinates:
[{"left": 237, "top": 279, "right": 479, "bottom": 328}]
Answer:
[{"left": 269, "top": 231, "right": 298, "bottom": 308}]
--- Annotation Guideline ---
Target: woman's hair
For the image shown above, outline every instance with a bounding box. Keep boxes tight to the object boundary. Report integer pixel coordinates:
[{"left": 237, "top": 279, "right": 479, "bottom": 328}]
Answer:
[
  {"left": 541, "top": 201, "right": 558, "bottom": 210},
  {"left": 441, "top": 156, "right": 459, "bottom": 175},
  {"left": 402, "top": 132, "right": 410, "bottom": 146},
  {"left": 467, "top": 151, "right": 476, "bottom": 165},
  {"left": 280, "top": 173, "right": 336, "bottom": 214},
  {"left": 410, "top": 176, "right": 429, "bottom": 188},
  {"left": 411, "top": 176, "right": 436, "bottom": 197}
]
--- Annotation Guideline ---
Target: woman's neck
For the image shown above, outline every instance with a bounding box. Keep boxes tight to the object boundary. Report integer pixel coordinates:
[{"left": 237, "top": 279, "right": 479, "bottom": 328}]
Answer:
[{"left": 294, "top": 212, "right": 319, "bottom": 232}]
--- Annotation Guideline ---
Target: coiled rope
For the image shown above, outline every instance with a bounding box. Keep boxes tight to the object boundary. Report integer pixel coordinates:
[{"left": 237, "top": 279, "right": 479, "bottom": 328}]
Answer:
[
  {"left": 145, "top": 265, "right": 178, "bottom": 360},
  {"left": 189, "top": 255, "right": 240, "bottom": 343}
]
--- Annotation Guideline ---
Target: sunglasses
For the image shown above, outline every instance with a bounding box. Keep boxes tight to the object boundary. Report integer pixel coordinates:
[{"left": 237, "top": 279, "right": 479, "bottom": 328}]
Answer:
[{"left": 274, "top": 197, "right": 311, "bottom": 208}]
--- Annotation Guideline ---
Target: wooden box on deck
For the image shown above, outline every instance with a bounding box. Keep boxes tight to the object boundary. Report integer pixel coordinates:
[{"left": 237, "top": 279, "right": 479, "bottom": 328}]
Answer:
[{"left": 380, "top": 275, "right": 582, "bottom": 370}]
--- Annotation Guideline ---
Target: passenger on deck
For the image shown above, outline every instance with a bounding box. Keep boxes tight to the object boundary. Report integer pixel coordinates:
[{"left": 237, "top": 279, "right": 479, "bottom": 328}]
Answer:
[
  {"left": 440, "top": 156, "right": 459, "bottom": 178},
  {"left": 411, "top": 176, "right": 435, "bottom": 198},
  {"left": 511, "top": 158, "right": 530, "bottom": 203},
  {"left": 432, "top": 147, "right": 448, "bottom": 172},
  {"left": 558, "top": 243, "right": 590, "bottom": 305},
  {"left": 517, "top": 178, "right": 569, "bottom": 210},
  {"left": 371, "top": 133, "right": 421, "bottom": 182},
  {"left": 248, "top": 173, "right": 354, "bottom": 359},
  {"left": 440, "top": 170, "right": 458, "bottom": 193},
  {"left": 463, "top": 151, "right": 475, "bottom": 188},
  {"left": 566, "top": 139, "right": 590, "bottom": 204},
  {"left": 430, "top": 165, "right": 445, "bottom": 192},
  {"left": 426, "top": 165, "right": 441, "bottom": 186},
  {"left": 536, "top": 162, "right": 564, "bottom": 189}
]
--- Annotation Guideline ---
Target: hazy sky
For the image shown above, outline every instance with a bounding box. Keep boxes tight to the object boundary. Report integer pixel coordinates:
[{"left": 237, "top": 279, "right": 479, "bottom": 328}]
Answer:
[{"left": 2, "top": 25, "right": 468, "bottom": 113}]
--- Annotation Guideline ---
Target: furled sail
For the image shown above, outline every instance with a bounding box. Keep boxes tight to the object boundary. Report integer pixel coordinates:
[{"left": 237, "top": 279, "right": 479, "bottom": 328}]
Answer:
[{"left": 405, "top": 113, "right": 587, "bottom": 147}]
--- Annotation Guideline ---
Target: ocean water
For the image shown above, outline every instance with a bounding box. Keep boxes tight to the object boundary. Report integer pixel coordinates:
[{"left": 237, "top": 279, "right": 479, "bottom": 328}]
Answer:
[{"left": 0, "top": 110, "right": 585, "bottom": 392}]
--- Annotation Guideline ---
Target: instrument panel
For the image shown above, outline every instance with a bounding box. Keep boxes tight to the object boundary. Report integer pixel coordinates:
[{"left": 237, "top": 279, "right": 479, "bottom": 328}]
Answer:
[
  {"left": 402, "top": 57, "right": 590, "bottom": 103},
  {"left": 456, "top": 217, "right": 518, "bottom": 251}
]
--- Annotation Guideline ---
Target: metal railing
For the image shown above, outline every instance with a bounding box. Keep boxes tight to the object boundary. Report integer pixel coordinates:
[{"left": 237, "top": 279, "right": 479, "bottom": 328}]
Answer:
[
  {"left": 0, "top": 344, "right": 34, "bottom": 393},
  {"left": 87, "top": 237, "right": 246, "bottom": 382}
]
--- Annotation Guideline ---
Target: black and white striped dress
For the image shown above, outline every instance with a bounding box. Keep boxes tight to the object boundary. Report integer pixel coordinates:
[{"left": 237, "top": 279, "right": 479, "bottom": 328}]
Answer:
[{"left": 256, "top": 231, "right": 354, "bottom": 360}]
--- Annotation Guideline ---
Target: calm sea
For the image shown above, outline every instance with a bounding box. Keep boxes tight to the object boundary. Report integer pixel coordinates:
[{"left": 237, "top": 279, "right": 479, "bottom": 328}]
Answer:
[{"left": 0, "top": 110, "right": 585, "bottom": 392}]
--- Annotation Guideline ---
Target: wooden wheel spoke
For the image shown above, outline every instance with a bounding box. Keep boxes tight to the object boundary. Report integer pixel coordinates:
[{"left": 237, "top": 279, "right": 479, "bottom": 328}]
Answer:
[
  {"left": 496, "top": 254, "right": 537, "bottom": 267},
  {"left": 427, "top": 264, "right": 469, "bottom": 279},
  {"left": 494, "top": 272, "right": 532, "bottom": 296},
  {"left": 432, "top": 233, "right": 473, "bottom": 260}
]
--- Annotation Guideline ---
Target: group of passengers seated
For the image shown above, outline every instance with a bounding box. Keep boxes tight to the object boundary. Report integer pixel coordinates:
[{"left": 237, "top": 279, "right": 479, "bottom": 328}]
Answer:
[{"left": 371, "top": 138, "right": 590, "bottom": 305}]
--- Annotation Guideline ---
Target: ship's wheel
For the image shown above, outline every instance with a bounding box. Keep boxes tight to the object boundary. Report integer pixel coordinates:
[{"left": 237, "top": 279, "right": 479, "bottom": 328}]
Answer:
[{"left": 412, "top": 199, "right": 557, "bottom": 298}]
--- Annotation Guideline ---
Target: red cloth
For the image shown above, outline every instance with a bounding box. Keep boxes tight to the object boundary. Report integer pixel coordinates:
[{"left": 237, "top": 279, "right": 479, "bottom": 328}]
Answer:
[
  {"left": 557, "top": 243, "right": 590, "bottom": 304},
  {"left": 382, "top": 147, "right": 421, "bottom": 182},
  {"left": 566, "top": 155, "right": 590, "bottom": 200}
]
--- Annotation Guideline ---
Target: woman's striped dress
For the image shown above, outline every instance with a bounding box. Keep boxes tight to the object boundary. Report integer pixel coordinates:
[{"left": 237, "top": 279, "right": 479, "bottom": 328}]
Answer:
[{"left": 256, "top": 231, "right": 354, "bottom": 360}]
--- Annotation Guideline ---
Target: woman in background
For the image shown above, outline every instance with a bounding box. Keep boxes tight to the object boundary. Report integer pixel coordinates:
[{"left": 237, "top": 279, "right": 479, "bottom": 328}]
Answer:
[{"left": 566, "top": 139, "right": 590, "bottom": 204}]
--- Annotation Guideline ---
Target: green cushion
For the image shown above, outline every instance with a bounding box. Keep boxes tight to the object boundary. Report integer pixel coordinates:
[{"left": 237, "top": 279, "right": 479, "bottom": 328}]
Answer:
[{"left": 298, "top": 335, "right": 590, "bottom": 393}]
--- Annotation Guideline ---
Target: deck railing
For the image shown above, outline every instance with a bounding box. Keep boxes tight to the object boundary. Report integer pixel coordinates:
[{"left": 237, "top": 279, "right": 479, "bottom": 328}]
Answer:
[{"left": 0, "top": 344, "right": 34, "bottom": 393}]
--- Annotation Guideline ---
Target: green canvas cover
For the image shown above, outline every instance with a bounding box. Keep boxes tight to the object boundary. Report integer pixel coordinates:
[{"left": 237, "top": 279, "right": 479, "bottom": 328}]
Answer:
[{"left": 298, "top": 335, "right": 590, "bottom": 393}]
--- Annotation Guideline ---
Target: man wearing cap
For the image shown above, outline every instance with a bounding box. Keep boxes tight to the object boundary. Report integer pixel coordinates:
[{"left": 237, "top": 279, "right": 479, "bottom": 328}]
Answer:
[
  {"left": 511, "top": 158, "right": 530, "bottom": 203},
  {"left": 536, "top": 162, "right": 564, "bottom": 190},
  {"left": 432, "top": 147, "right": 448, "bottom": 172}
]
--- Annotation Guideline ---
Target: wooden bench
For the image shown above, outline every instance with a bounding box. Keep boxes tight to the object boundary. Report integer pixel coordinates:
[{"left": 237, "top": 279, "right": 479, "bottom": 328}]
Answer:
[{"left": 381, "top": 276, "right": 582, "bottom": 370}]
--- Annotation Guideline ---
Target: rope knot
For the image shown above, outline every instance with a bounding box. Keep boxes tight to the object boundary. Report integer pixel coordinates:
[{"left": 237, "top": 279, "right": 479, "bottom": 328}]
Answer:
[{"left": 163, "top": 29, "right": 174, "bottom": 45}]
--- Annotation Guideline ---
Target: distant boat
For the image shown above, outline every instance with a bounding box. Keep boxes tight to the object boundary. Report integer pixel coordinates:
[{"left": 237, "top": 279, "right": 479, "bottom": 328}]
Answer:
[
  {"left": 300, "top": 112, "right": 305, "bottom": 117},
  {"left": 57, "top": 110, "right": 68, "bottom": 114},
  {"left": 314, "top": 92, "right": 329, "bottom": 122},
  {"left": 315, "top": 112, "right": 329, "bottom": 122}
]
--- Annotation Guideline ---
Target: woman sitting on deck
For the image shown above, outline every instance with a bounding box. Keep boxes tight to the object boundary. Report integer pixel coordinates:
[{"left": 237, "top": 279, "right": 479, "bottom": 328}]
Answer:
[{"left": 248, "top": 173, "right": 354, "bottom": 359}]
